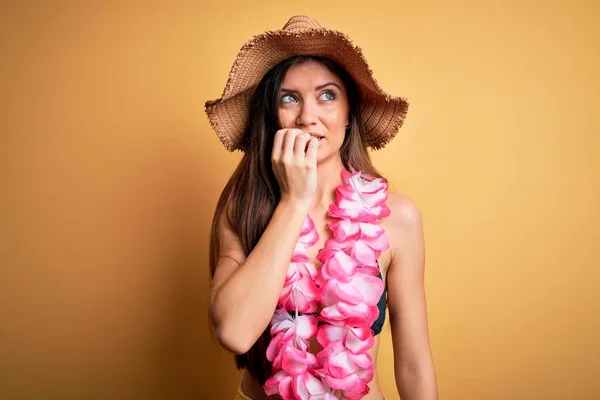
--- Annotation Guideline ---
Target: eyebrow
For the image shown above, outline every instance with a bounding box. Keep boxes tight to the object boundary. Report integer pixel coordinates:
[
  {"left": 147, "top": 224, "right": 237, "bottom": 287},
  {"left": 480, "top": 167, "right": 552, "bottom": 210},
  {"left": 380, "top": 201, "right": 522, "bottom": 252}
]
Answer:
[{"left": 280, "top": 82, "right": 343, "bottom": 93}]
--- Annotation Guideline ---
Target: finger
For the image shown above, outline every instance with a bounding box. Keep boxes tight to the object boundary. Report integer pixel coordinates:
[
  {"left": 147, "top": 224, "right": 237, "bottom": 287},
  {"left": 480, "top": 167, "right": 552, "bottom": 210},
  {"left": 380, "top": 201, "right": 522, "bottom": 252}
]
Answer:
[
  {"left": 294, "top": 133, "right": 312, "bottom": 163},
  {"left": 272, "top": 129, "right": 285, "bottom": 161},
  {"left": 282, "top": 129, "right": 302, "bottom": 162},
  {"left": 305, "top": 137, "right": 319, "bottom": 166}
]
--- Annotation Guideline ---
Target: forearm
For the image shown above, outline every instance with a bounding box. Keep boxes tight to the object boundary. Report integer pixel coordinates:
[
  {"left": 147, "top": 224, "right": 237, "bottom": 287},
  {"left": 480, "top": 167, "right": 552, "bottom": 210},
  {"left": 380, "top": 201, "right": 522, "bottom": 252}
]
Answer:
[
  {"left": 396, "top": 363, "right": 438, "bottom": 400},
  {"left": 211, "top": 199, "right": 309, "bottom": 352}
]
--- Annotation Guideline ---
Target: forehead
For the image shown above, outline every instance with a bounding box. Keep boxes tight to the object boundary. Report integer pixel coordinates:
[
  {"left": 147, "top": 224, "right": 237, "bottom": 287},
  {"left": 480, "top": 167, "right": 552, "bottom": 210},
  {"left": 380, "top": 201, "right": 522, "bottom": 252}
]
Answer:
[{"left": 281, "top": 61, "right": 344, "bottom": 89}]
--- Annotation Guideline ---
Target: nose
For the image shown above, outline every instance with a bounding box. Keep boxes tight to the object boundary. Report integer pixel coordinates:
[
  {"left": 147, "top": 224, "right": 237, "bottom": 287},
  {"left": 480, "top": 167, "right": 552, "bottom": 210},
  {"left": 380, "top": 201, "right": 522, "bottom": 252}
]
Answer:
[{"left": 295, "top": 99, "right": 318, "bottom": 127}]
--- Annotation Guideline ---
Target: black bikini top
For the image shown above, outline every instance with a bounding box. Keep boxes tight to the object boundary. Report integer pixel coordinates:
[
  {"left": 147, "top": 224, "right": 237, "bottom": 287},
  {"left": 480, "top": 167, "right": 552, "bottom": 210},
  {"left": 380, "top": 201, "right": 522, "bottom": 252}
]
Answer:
[{"left": 371, "top": 260, "right": 387, "bottom": 335}]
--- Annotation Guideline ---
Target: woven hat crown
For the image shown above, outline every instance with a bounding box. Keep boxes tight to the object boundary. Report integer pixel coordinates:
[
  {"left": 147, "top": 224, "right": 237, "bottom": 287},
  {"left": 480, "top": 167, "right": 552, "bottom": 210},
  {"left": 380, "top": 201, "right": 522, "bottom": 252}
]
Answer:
[{"left": 282, "top": 15, "right": 323, "bottom": 31}]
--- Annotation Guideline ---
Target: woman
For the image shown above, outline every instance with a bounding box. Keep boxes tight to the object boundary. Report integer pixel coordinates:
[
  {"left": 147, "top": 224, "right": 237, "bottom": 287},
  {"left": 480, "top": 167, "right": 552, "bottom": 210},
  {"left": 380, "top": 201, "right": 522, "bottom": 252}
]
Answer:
[{"left": 206, "top": 15, "right": 438, "bottom": 400}]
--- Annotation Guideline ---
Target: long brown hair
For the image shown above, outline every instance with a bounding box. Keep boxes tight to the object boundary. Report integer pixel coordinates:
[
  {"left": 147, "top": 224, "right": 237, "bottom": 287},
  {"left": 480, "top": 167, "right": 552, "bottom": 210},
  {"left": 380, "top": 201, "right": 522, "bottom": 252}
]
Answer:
[{"left": 208, "top": 56, "right": 385, "bottom": 384}]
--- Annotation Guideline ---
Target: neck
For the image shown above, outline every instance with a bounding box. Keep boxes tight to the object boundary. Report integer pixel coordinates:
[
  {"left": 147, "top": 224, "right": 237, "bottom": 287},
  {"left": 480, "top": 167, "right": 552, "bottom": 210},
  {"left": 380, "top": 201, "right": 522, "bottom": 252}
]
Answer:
[{"left": 311, "top": 156, "right": 347, "bottom": 213}]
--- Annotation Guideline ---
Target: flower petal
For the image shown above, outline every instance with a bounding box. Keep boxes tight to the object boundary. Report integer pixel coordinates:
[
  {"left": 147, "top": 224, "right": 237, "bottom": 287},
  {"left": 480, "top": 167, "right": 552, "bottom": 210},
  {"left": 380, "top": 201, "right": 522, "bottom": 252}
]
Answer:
[
  {"left": 325, "top": 373, "right": 365, "bottom": 392},
  {"left": 320, "top": 251, "right": 357, "bottom": 283},
  {"left": 281, "top": 345, "right": 317, "bottom": 375},
  {"left": 329, "top": 219, "right": 361, "bottom": 241},
  {"left": 345, "top": 327, "right": 375, "bottom": 354},
  {"left": 296, "top": 315, "right": 318, "bottom": 339},
  {"left": 316, "top": 325, "right": 346, "bottom": 347},
  {"left": 352, "top": 240, "right": 377, "bottom": 265},
  {"left": 264, "top": 370, "right": 294, "bottom": 398}
]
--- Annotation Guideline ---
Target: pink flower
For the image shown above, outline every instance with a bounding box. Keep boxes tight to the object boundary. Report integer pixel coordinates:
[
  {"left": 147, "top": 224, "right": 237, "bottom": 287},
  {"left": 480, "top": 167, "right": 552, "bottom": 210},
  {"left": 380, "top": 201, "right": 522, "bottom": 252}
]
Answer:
[
  {"left": 281, "top": 343, "right": 318, "bottom": 375},
  {"left": 264, "top": 370, "right": 294, "bottom": 399},
  {"left": 292, "top": 370, "right": 337, "bottom": 400},
  {"left": 318, "top": 251, "right": 357, "bottom": 284},
  {"left": 328, "top": 170, "right": 390, "bottom": 223},
  {"left": 320, "top": 302, "right": 381, "bottom": 327},
  {"left": 268, "top": 331, "right": 307, "bottom": 368},
  {"left": 278, "top": 272, "right": 320, "bottom": 313},
  {"left": 328, "top": 220, "right": 389, "bottom": 251},
  {"left": 267, "top": 311, "right": 317, "bottom": 364},
  {"left": 317, "top": 340, "right": 374, "bottom": 393},
  {"left": 292, "top": 216, "right": 319, "bottom": 262},
  {"left": 326, "top": 374, "right": 370, "bottom": 400},
  {"left": 268, "top": 369, "right": 342, "bottom": 400},
  {"left": 285, "top": 262, "right": 319, "bottom": 285},
  {"left": 317, "top": 230, "right": 387, "bottom": 268},
  {"left": 270, "top": 340, "right": 319, "bottom": 375},
  {"left": 340, "top": 378, "right": 371, "bottom": 400},
  {"left": 270, "top": 310, "right": 318, "bottom": 338},
  {"left": 316, "top": 324, "right": 375, "bottom": 354},
  {"left": 319, "top": 273, "right": 384, "bottom": 307},
  {"left": 279, "top": 219, "right": 321, "bottom": 313}
]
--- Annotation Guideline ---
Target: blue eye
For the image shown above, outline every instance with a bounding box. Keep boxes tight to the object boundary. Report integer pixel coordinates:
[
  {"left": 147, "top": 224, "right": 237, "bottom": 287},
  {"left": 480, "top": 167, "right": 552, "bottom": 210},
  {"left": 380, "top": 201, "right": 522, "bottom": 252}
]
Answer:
[
  {"left": 281, "top": 94, "right": 297, "bottom": 103},
  {"left": 320, "top": 91, "right": 335, "bottom": 101}
]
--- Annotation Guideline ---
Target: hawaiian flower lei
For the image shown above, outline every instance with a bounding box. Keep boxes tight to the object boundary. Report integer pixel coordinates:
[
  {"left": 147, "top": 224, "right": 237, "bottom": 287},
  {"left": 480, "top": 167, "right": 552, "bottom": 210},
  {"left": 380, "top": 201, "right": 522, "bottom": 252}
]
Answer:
[{"left": 264, "top": 168, "right": 391, "bottom": 400}]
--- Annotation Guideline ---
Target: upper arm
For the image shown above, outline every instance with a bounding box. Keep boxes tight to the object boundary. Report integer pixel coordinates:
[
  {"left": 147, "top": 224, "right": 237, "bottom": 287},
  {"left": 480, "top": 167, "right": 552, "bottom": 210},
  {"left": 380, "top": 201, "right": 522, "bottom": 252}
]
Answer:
[
  {"left": 210, "top": 206, "right": 247, "bottom": 303},
  {"left": 385, "top": 194, "right": 433, "bottom": 370}
]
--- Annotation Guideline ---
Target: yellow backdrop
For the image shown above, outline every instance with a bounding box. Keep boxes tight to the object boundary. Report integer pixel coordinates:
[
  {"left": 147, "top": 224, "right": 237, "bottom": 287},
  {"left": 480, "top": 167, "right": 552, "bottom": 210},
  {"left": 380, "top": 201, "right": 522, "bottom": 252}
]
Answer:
[{"left": 2, "top": 1, "right": 599, "bottom": 399}]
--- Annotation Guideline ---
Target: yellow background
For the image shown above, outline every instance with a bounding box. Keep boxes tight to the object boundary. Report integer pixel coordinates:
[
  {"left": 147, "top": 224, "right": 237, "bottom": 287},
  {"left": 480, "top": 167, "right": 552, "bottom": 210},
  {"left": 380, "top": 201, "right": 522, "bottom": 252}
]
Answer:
[{"left": 2, "top": 1, "right": 599, "bottom": 399}]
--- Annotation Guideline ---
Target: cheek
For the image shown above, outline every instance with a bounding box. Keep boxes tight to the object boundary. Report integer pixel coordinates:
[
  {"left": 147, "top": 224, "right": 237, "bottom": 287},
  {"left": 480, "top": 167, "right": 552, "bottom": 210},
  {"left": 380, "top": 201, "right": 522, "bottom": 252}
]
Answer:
[
  {"left": 278, "top": 109, "right": 295, "bottom": 128},
  {"left": 326, "top": 112, "right": 347, "bottom": 134}
]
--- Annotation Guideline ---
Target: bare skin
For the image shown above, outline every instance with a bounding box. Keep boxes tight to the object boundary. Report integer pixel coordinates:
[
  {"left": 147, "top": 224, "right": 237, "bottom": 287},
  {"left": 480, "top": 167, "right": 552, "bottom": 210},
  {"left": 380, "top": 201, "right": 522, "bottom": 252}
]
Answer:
[{"left": 211, "top": 61, "right": 438, "bottom": 399}]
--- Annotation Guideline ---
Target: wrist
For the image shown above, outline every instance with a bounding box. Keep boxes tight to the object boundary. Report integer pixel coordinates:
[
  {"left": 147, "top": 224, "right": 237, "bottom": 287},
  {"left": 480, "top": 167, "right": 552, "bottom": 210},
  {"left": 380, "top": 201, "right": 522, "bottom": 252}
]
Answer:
[{"left": 277, "top": 197, "right": 311, "bottom": 216}]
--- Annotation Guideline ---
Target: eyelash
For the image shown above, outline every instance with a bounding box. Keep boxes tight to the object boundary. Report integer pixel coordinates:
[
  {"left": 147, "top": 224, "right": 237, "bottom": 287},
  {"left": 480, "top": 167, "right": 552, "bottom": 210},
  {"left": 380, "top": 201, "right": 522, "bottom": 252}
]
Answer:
[{"left": 281, "top": 90, "right": 337, "bottom": 104}]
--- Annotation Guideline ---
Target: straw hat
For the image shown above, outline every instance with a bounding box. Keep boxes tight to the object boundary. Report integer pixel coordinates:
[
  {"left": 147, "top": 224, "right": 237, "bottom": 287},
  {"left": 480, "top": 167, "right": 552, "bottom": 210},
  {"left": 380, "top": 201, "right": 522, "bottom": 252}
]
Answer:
[{"left": 205, "top": 15, "right": 409, "bottom": 152}]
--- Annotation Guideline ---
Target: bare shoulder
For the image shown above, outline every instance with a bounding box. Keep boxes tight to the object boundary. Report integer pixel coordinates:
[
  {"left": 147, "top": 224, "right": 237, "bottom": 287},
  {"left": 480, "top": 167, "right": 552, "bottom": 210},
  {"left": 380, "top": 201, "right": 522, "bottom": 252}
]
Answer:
[
  {"left": 385, "top": 192, "right": 424, "bottom": 234},
  {"left": 383, "top": 192, "right": 425, "bottom": 264}
]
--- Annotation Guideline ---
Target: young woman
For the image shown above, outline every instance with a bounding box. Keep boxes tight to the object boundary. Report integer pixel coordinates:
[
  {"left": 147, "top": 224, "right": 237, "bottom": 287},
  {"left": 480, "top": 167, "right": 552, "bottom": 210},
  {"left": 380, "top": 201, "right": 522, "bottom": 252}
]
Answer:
[{"left": 206, "top": 15, "right": 438, "bottom": 400}]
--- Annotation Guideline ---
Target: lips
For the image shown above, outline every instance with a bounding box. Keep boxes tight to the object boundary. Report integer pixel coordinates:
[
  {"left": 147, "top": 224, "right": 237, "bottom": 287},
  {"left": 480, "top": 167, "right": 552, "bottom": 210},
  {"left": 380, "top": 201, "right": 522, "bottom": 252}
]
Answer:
[{"left": 308, "top": 133, "right": 324, "bottom": 140}]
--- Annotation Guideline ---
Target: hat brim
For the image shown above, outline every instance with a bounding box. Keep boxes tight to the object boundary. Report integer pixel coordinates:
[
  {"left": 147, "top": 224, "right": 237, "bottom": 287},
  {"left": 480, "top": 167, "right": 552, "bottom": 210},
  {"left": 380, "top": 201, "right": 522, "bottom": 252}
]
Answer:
[{"left": 205, "top": 28, "right": 409, "bottom": 152}]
